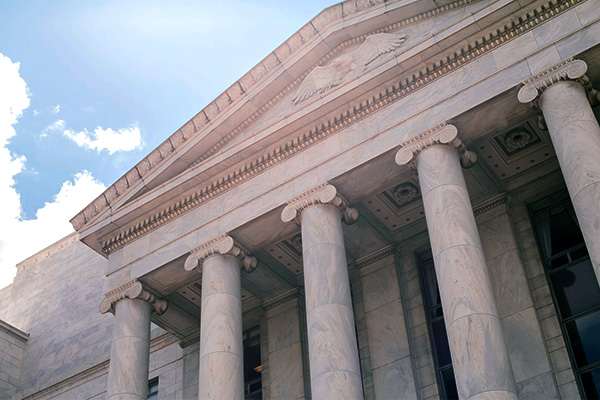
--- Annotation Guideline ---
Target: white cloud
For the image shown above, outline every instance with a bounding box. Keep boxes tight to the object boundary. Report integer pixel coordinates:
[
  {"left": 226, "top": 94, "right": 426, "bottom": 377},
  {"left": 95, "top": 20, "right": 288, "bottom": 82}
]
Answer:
[
  {"left": 40, "top": 119, "right": 65, "bottom": 138},
  {"left": 0, "top": 53, "right": 107, "bottom": 289},
  {"left": 52, "top": 104, "right": 60, "bottom": 114},
  {"left": 63, "top": 125, "right": 143, "bottom": 154},
  {"left": 33, "top": 109, "right": 40, "bottom": 117}
]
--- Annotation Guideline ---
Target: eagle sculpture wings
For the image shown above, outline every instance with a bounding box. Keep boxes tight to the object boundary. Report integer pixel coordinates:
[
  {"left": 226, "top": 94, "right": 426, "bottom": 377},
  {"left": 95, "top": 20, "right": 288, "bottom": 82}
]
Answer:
[{"left": 293, "top": 33, "right": 406, "bottom": 104}]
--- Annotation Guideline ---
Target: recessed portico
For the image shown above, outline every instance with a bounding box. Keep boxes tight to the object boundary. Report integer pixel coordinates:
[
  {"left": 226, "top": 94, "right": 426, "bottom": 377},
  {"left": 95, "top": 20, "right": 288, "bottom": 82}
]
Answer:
[{"left": 66, "top": 0, "right": 600, "bottom": 398}]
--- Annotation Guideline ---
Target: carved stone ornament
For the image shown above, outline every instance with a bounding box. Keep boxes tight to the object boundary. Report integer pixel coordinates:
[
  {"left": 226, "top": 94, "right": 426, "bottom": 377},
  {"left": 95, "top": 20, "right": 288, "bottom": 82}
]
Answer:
[
  {"left": 391, "top": 182, "right": 419, "bottom": 206},
  {"left": 504, "top": 128, "right": 532, "bottom": 151},
  {"left": 395, "top": 123, "right": 478, "bottom": 169},
  {"left": 517, "top": 59, "right": 600, "bottom": 130},
  {"left": 517, "top": 59, "right": 595, "bottom": 103},
  {"left": 293, "top": 33, "right": 406, "bottom": 104},
  {"left": 99, "top": 279, "right": 168, "bottom": 315},
  {"left": 281, "top": 183, "right": 359, "bottom": 225},
  {"left": 184, "top": 234, "right": 258, "bottom": 273}
]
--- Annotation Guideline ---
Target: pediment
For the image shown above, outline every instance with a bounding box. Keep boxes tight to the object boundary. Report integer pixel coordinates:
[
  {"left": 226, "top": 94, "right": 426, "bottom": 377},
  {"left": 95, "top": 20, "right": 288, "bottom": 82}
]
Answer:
[{"left": 71, "top": 0, "right": 566, "bottom": 256}]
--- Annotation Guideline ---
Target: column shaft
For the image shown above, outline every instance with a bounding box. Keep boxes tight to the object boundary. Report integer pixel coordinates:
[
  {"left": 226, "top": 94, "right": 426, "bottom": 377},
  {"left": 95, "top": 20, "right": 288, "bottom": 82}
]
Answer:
[
  {"left": 107, "top": 298, "right": 152, "bottom": 400},
  {"left": 199, "top": 254, "right": 244, "bottom": 400},
  {"left": 540, "top": 80, "right": 600, "bottom": 282},
  {"left": 417, "top": 145, "right": 517, "bottom": 400},
  {"left": 301, "top": 203, "right": 363, "bottom": 400}
]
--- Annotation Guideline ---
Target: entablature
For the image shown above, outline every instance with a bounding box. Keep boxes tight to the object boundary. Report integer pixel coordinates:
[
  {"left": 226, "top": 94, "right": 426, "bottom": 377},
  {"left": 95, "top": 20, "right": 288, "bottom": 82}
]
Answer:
[{"left": 74, "top": 0, "right": 595, "bottom": 263}]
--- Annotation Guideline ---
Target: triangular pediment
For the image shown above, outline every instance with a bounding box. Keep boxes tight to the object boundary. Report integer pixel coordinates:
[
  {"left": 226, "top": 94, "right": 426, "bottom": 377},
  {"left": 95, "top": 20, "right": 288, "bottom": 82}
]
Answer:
[{"left": 72, "top": 0, "right": 555, "bottom": 255}]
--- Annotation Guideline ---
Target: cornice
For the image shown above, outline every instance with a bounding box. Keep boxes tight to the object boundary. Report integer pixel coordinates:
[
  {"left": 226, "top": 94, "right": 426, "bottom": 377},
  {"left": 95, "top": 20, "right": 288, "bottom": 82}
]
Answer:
[
  {"left": 281, "top": 183, "right": 359, "bottom": 225},
  {"left": 179, "top": 333, "right": 200, "bottom": 349},
  {"left": 354, "top": 245, "right": 396, "bottom": 269},
  {"left": 70, "top": 0, "right": 482, "bottom": 233},
  {"left": 99, "top": 0, "right": 584, "bottom": 255},
  {"left": 261, "top": 288, "right": 302, "bottom": 311},
  {"left": 473, "top": 192, "right": 512, "bottom": 216},
  {"left": 99, "top": 279, "right": 168, "bottom": 315},
  {"left": 183, "top": 234, "right": 258, "bottom": 273},
  {"left": 17, "top": 232, "right": 79, "bottom": 269},
  {"left": 395, "top": 123, "right": 477, "bottom": 169}
]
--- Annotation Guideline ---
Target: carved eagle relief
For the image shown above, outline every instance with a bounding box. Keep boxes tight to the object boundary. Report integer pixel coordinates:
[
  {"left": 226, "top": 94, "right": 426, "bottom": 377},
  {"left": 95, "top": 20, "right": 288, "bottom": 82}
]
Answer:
[{"left": 292, "top": 33, "right": 406, "bottom": 104}]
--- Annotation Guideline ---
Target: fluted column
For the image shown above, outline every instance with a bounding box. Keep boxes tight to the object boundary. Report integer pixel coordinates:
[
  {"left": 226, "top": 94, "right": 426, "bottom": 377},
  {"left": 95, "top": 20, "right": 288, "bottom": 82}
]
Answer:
[
  {"left": 519, "top": 58, "right": 600, "bottom": 282},
  {"left": 184, "top": 234, "right": 258, "bottom": 400},
  {"left": 100, "top": 280, "right": 168, "bottom": 400},
  {"left": 282, "top": 183, "right": 363, "bottom": 400},
  {"left": 396, "top": 124, "right": 517, "bottom": 400}
]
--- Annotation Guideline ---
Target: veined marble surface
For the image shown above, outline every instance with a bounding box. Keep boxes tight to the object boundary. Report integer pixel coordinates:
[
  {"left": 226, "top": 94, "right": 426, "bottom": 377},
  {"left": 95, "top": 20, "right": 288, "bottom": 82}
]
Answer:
[
  {"left": 199, "top": 255, "right": 244, "bottom": 400},
  {"left": 417, "top": 144, "right": 517, "bottom": 400},
  {"left": 301, "top": 203, "right": 363, "bottom": 400}
]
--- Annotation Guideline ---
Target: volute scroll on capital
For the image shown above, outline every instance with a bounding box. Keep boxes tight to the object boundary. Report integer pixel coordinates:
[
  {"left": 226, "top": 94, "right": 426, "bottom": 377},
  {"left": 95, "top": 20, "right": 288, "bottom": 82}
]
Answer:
[
  {"left": 281, "top": 183, "right": 359, "bottom": 225},
  {"left": 518, "top": 58, "right": 600, "bottom": 106},
  {"left": 184, "top": 234, "right": 258, "bottom": 274},
  {"left": 395, "top": 123, "right": 477, "bottom": 170},
  {"left": 99, "top": 279, "right": 168, "bottom": 315}
]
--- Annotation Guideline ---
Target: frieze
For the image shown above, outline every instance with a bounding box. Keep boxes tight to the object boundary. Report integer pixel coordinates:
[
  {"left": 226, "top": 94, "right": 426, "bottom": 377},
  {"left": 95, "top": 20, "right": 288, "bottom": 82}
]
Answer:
[
  {"left": 183, "top": 234, "right": 258, "bottom": 273},
  {"left": 99, "top": 279, "right": 168, "bottom": 315},
  {"left": 281, "top": 183, "right": 359, "bottom": 225},
  {"left": 99, "top": 0, "right": 584, "bottom": 254}
]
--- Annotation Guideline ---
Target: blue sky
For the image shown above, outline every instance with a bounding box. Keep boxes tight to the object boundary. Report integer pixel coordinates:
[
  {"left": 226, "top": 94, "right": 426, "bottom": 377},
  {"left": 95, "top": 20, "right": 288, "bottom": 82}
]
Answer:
[{"left": 0, "top": 0, "right": 338, "bottom": 288}]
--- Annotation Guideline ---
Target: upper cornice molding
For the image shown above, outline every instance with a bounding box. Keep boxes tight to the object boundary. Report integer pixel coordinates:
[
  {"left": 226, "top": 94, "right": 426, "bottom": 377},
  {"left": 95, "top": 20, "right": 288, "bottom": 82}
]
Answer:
[
  {"left": 281, "top": 183, "right": 359, "bottom": 225},
  {"left": 184, "top": 234, "right": 258, "bottom": 273},
  {"left": 89, "top": 0, "right": 585, "bottom": 256},
  {"left": 261, "top": 288, "right": 302, "bottom": 311},
  {"left": 70, "top": 0, "right": 482, "bottom": 234},
  {"left": 395, "top": 123, "right": 477, "bottom": 169},
  {"left": 518, "top": 58, "right": 600, "bottom": 105},
  {"left": 99, "top": 279, "right": 168, "bottom": 315}
]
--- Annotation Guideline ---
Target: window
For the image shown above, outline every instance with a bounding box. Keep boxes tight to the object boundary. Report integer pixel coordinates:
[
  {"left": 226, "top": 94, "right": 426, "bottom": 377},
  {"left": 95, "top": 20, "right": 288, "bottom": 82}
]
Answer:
[
  {"left": 531, "top": 193, "right": 600, "bottom": 399},
  {"left": 147, "top": 377, "right": 158, "bottom": 400},
  {"left": 417, "top": 251, "right": 459, "bottom": 400},
  {"left": 243, "top": 326, "right": 262, "bottom": 400}
]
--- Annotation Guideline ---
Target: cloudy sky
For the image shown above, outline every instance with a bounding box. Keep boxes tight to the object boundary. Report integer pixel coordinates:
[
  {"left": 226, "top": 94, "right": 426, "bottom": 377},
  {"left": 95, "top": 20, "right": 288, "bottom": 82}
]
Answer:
[{"left": 0, "top": 0, "right": 337, "bottom": 288}]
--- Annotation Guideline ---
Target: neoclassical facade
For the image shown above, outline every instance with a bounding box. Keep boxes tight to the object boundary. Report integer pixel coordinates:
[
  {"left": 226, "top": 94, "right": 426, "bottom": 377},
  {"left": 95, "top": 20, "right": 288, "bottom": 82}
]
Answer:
[{"left": 1, "top": 0, "right": 600, "bottom": 399}]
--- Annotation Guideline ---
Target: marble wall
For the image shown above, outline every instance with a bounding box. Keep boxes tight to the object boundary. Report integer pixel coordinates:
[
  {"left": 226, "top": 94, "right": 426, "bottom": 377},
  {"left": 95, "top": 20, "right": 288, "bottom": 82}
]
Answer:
[
  {"left": 359, "top": 256, "right": 418, "bottom": 400},
  {"left": 0, "top": 320, "right": 27, "bottom": 398},
  {"left": 476, "top": 202, "right": 558, "bottom": 399},
  {"left": 264, "top": 298, "right": 305, "bottom": 400}
]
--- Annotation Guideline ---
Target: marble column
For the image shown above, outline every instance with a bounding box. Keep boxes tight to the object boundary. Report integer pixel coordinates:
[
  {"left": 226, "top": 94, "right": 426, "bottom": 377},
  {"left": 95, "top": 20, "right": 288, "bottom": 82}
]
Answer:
[
  {"left": 100, "top": 280, "right": 168, "bottom": 400},
  {"left": 396, "top": 124, "right": 518, "bottom": 400},
  {"left": 282, "top": 183, "right": 363, "bottom": 400},
  {"left": 519, "top": 58, "right": 600, "bottom": 283},
  {"left": 184, "top": 234, "right": 258, "bottom": 400}
]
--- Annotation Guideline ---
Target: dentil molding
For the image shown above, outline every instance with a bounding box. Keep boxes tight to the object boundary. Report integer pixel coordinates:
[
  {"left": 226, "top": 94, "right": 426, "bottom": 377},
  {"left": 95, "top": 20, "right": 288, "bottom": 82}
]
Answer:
[
  {"left": 184, "top": 234, "right": 258, "bottom": 273},
  {"left": 99, "top": 279, "right": 168, "bottom": 315},
  {"left": 281, "top": 183, "right": 359, "bottom": 225},
  {"left": 395, "top": 123, "right": 477, "bottom": 169}
]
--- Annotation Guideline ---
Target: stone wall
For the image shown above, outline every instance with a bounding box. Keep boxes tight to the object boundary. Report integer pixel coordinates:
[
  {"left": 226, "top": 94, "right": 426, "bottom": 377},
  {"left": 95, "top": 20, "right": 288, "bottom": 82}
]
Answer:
[
  {"left": 475, "top": 199, "right": 559, "bottom": 399},
  {"left": 5, "top": 238, "right": 113, "bottom": 398},
  {"left": 0, "top": 320, "right": 28, "bottom": 398}
]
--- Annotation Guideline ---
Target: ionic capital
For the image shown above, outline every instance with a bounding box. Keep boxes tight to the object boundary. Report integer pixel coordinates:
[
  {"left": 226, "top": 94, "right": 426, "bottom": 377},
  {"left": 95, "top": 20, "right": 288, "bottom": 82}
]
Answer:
[
  {"left": 281, "top": 183, "right": 359, "bottom": 225},
  {"left": 395, "top": 123, "right": 477, "bottom": 170},
  {"left": 184, "top": 234, "right": 258, "bottom": 273},
  {"left": 99, "top": 279, "right": 168, "bottom": 315},
  {"left": 518, "top": 58, "right": 599, "bottom": 106}
]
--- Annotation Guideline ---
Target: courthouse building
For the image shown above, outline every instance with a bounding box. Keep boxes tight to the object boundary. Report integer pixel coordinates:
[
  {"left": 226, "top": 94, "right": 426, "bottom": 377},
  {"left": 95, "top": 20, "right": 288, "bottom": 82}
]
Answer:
[{"left": 2, "top": 0, "right": 600, "bottom": 399}]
